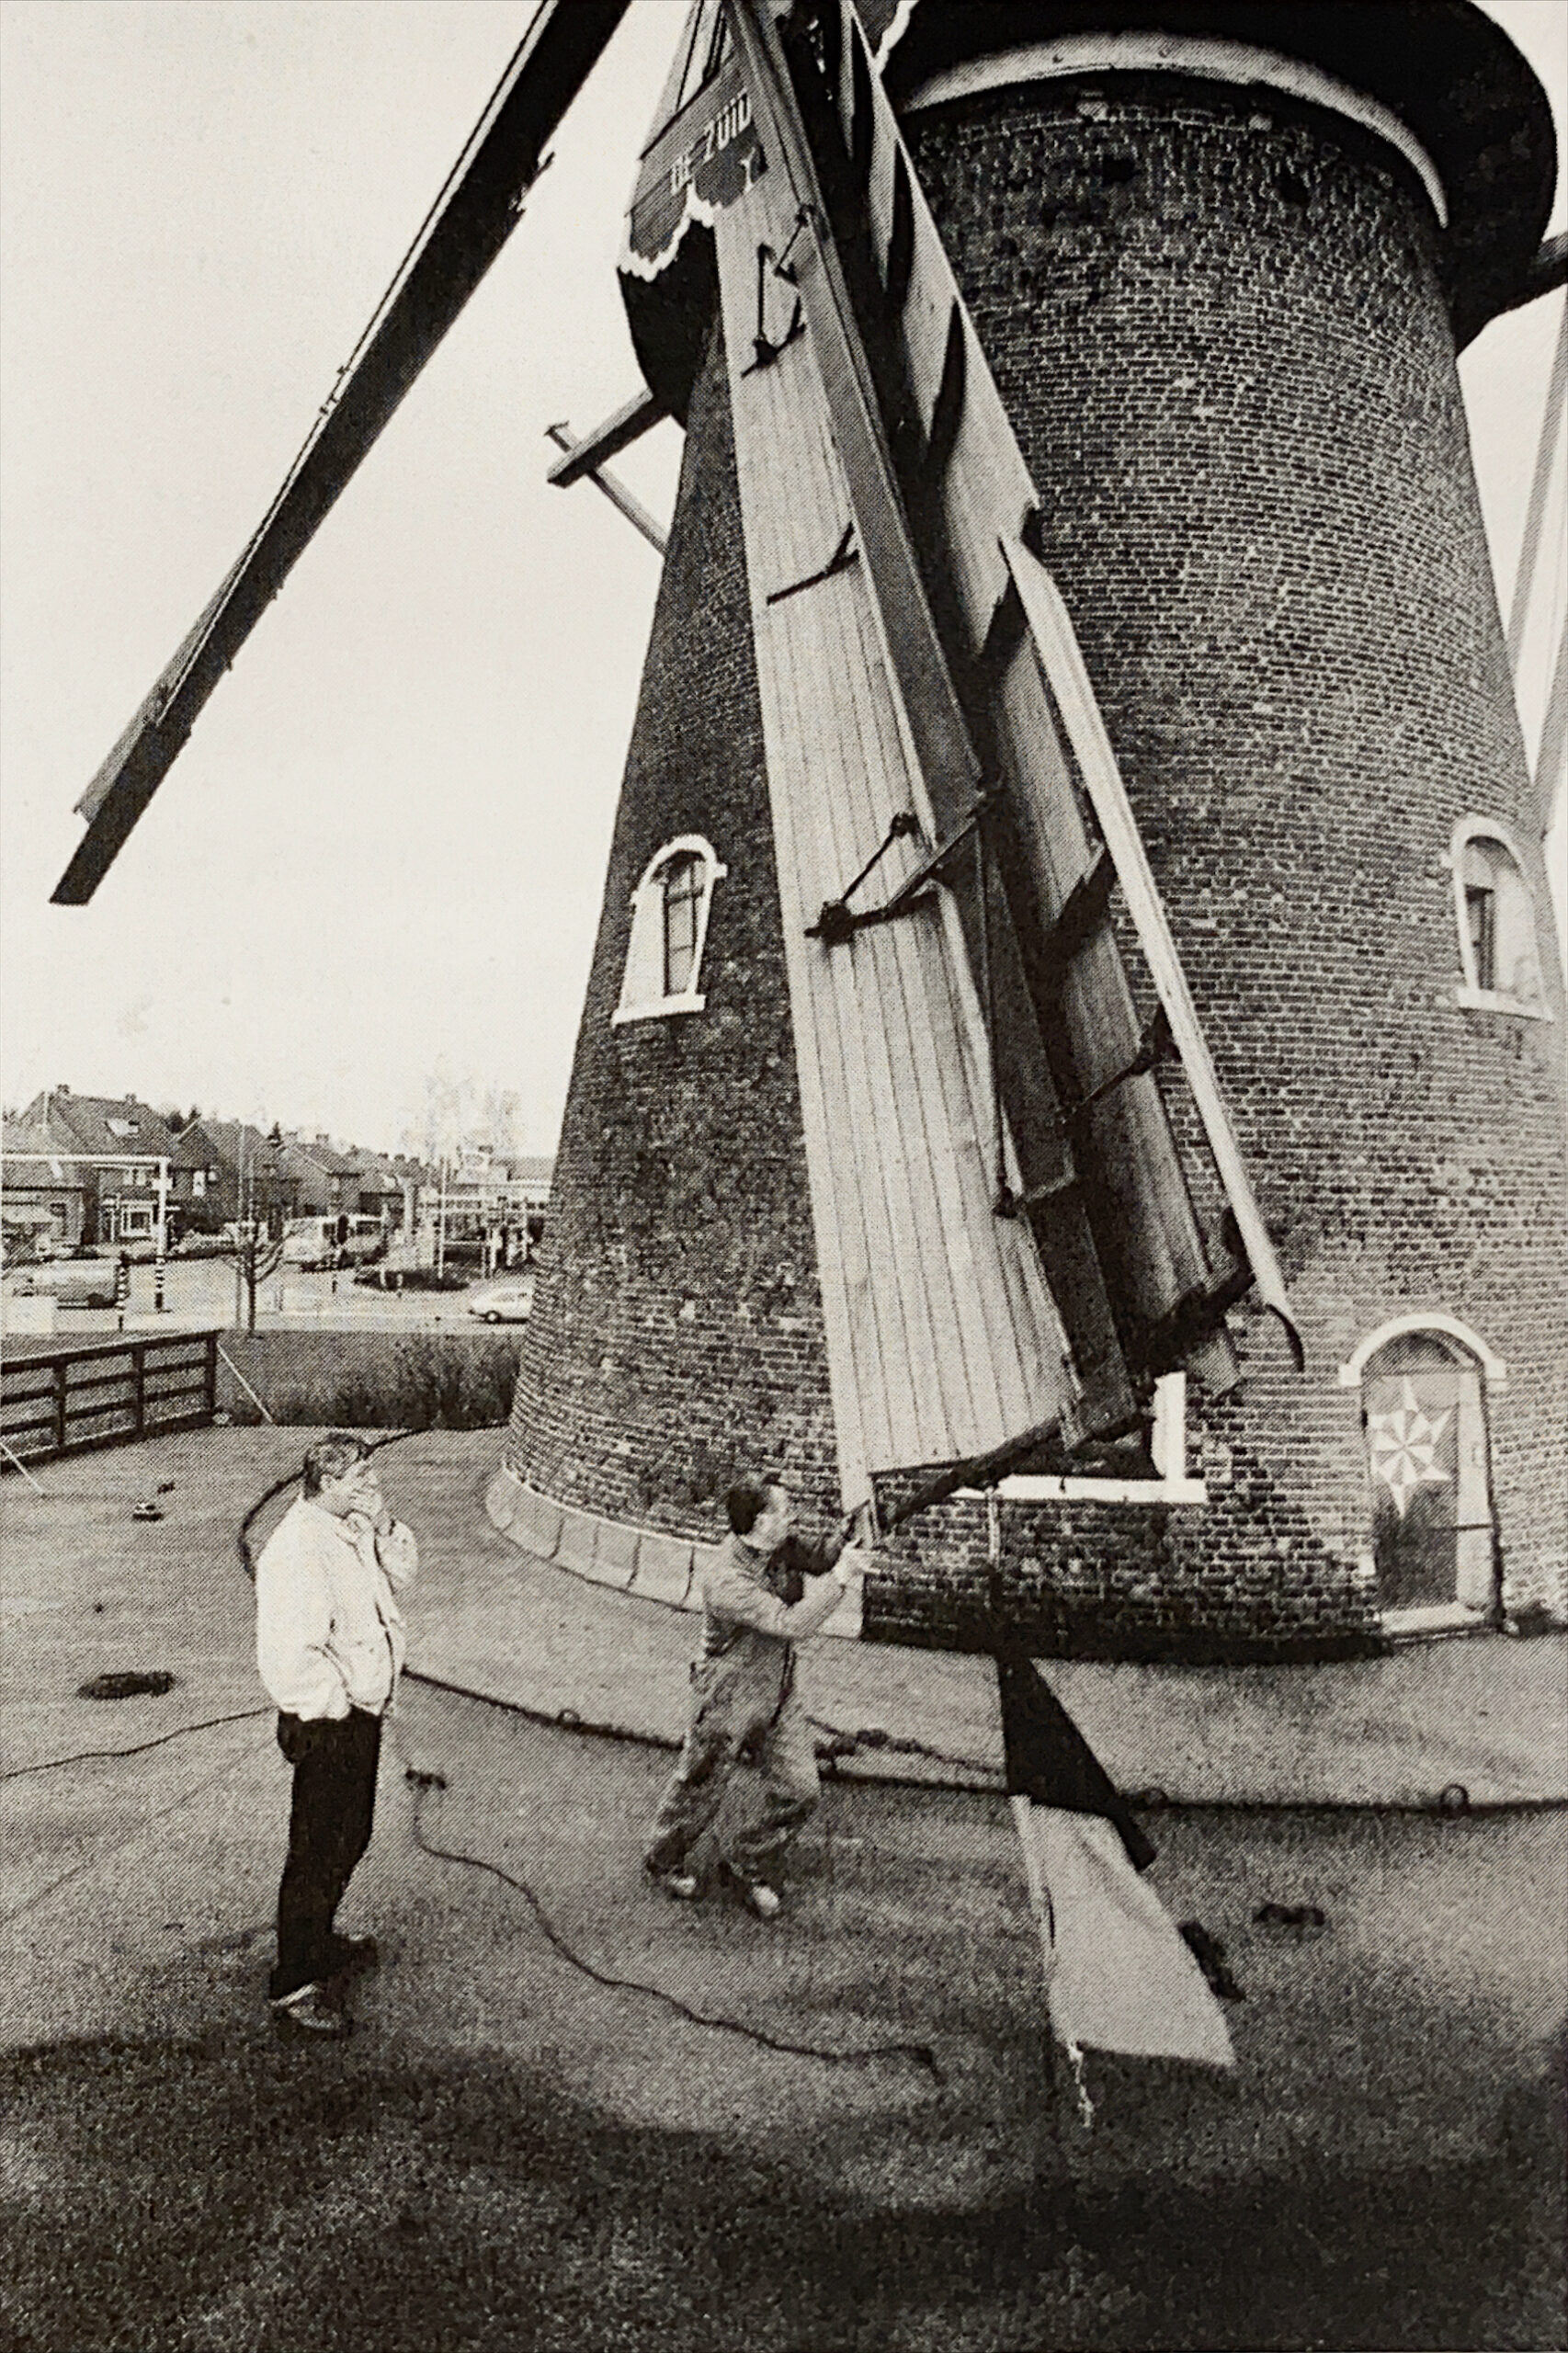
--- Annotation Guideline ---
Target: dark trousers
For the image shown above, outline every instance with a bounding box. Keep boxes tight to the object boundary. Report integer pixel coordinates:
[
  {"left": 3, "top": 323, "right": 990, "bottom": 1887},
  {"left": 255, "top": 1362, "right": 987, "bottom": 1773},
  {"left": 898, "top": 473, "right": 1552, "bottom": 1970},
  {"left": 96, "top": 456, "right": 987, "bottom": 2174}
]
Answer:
[{"left": 270, "top": 1709, "right": 382, "bottom": 2001}]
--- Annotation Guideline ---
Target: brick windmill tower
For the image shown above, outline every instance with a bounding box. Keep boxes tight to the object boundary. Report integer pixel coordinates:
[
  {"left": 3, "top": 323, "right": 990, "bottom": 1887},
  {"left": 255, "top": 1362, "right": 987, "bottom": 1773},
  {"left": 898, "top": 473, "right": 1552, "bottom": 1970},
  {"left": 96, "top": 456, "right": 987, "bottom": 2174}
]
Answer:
[
  {"left": 496, "top": 0, "right": 1567, "bottom": 1655},
  {"left": 59, "top": 2, "right": 1567, "bottom": 1654}
]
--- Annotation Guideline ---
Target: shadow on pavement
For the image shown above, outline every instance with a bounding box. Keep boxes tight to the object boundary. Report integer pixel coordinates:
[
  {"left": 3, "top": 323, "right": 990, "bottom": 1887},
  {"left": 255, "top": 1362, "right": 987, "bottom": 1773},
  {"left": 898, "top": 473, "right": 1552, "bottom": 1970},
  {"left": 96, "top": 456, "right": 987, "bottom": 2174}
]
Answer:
[{"left": 3, "top": 2013, "right": 1562, "bottom": 2353}]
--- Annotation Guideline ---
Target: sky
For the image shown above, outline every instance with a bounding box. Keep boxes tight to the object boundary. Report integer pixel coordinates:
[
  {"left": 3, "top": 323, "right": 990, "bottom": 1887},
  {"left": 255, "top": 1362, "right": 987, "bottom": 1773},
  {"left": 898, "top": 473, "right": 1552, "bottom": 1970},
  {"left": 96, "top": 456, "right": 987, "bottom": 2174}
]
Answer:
[{"left": 1, "top": 0, "right": 1563, "bottom": 1156}]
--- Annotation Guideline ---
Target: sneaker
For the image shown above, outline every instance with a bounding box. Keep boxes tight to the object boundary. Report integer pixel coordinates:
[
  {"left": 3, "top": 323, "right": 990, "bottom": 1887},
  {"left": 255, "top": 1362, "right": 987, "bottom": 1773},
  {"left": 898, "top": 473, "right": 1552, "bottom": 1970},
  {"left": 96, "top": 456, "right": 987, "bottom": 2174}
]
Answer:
[
  {"left": 726, "top": 1870, "right": 781, "bottom": 1920},
  {"left": 643, "top": 1859, "right": 700, "bottom": 1902},
  {"left": 269, "top": 1983, "right": 351, "bottom": 2040},
  {"left": 324, "top": 1934, "right": 380, "bottom": 1981}
]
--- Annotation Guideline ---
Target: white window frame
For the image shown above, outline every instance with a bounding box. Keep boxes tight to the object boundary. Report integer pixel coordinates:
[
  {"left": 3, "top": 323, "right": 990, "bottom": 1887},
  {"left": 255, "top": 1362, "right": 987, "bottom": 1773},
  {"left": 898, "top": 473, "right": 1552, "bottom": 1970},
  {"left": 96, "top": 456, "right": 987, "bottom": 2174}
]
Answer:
[
  {"left": 959, "top": 1373, "right": 1208, "bottom": 1506},
  {"left": 1338, "top": 1313, "right": 1502, "bottom": 1635},
  {"left": 1444, "top": 816, "right": 1551, "bottom": 1020},
  {"left": 612, "top": 835, "right": 728, "bottom": 1027}
]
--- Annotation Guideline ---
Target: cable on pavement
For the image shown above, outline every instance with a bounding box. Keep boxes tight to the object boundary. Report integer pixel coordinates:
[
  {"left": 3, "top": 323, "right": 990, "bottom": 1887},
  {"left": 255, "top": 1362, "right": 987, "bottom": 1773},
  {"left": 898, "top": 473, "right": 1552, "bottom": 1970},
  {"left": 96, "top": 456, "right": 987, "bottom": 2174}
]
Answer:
[
  {"left": 398, "top": 1758, "right": 942, "bottom": 2084},
  {"left": 1, "top": 1707, "right": 269, "bottom": 1783}
]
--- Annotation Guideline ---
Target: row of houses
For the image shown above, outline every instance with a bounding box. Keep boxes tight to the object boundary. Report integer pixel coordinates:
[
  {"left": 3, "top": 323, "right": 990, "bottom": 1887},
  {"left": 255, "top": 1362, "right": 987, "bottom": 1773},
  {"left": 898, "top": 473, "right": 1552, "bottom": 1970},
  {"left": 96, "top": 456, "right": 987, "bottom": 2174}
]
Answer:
[{"left": 0, "top": 1087, "right": 552, "bottom": 1256}]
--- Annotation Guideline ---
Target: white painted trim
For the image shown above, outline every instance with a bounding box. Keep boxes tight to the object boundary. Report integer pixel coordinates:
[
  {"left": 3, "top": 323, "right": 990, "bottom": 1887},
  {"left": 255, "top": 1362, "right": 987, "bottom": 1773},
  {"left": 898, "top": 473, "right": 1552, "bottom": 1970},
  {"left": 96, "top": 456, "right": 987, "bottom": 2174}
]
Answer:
[
  {"left": 957, "top": 1374, "right": 1208, "bottom": 1506},
  {"left": 1445, "top": 813, "right": 1552, "bottom": 1019},
  {"left": 1453, "top": 984, "right": 1551, "bottom": 1021},
  {"left": 613, "top": 835, "right": 727, "bottom": 1028},
  {"left": 1379, "top": 1599, "right": 1488, "bottom": 1638},
  {"left": 901, "top": 32, "right": 1449, "bottom": 227},
  {"left": 1337, "top": 1313, "right": 1508, "bottom": 1392},
  {"left": 611, "top": 993, "right": 708, "bottom": 1027},
  {"left": 991, "top": 1474, "right": 1209, "bottom": 1505}
]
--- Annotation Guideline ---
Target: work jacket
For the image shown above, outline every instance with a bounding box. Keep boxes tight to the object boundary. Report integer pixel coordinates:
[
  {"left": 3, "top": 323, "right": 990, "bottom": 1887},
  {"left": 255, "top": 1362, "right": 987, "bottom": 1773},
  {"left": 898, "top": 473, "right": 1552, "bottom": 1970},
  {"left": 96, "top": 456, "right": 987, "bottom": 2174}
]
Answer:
[
  {"left": 256, "top": 1495, "right": 417, "bottom": 1721},
  {"left": 694, "top": 1527, "right": 846, "bottom": 1733}
]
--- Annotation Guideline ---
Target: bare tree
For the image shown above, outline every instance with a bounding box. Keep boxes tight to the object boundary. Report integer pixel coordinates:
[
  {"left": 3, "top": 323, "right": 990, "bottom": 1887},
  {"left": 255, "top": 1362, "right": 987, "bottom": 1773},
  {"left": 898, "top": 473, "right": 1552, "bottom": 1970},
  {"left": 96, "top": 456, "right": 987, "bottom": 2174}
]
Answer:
[{"left": 220, "top": 1123, "right": 285, "bottom": 1332}]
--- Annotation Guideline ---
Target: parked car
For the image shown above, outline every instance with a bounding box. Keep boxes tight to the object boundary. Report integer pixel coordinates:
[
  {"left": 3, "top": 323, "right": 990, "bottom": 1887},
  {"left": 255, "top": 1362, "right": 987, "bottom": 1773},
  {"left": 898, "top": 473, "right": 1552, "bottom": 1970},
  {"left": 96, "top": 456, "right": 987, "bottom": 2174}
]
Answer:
[
  {"left": 11, "top": 1264, "right": 118, "bottom": 1308},
  {"left": 281, "top": 1214, "right": 386, "bottom": 1270},
  {"left": 464, "top": 1274, "right": 534, "bottom": 1324}
]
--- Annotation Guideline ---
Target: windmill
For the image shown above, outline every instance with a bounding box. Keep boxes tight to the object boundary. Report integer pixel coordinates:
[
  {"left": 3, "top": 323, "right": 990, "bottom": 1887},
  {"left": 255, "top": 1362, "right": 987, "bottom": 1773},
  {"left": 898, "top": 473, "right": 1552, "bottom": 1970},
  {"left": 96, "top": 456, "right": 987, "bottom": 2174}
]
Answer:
[{"left": 52, "top": 2, "right": 1568, "bottom": 1656}]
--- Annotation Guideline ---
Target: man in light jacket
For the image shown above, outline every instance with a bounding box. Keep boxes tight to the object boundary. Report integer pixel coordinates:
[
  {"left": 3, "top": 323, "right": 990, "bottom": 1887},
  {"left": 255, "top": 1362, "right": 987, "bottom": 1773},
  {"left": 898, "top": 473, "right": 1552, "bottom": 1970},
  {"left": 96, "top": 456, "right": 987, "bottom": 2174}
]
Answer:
[
  {"left": 256, "top": 1432, "right": 417, "bottom": 2038},
  {"left": 643, "top": 1471, "right": 861, "bottom": 1919}
]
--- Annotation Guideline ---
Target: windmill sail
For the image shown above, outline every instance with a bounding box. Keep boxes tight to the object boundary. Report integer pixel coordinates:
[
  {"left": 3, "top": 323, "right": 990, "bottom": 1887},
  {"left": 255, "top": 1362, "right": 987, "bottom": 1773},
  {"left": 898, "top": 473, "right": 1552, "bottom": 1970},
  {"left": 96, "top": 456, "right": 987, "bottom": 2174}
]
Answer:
[
  {"left": 786, "top": 0, "right": 1298, "bottom": 1368},
  {"left": 678, "top": 0, "right": 1294, "bottom": 1502},
  {"left": 712, "top": 104, "right": 1088, "bottom": 1499},
  {"left": 52, "top": 0, "right": 632, "bottom": 906}
]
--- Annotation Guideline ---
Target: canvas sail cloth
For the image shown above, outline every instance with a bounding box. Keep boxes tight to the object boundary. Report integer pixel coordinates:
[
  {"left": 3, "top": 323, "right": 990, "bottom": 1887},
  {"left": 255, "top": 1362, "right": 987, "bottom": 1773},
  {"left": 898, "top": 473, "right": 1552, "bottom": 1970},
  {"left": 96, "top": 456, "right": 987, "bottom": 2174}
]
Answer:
[{"left": 997, "top": 1653, "right": 1233, "bottom": 2075}]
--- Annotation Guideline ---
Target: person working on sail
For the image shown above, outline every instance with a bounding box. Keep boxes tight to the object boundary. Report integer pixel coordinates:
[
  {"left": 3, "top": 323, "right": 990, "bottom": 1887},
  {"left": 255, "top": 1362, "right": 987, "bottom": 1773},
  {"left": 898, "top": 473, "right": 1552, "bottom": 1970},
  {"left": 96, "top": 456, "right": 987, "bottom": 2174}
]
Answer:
[
  {"left": 255, "top": 1434, "right": 417, "bottom": 2038},
  {"left": 643, "top": 1472, "right": 862, "bottom": 1919}
]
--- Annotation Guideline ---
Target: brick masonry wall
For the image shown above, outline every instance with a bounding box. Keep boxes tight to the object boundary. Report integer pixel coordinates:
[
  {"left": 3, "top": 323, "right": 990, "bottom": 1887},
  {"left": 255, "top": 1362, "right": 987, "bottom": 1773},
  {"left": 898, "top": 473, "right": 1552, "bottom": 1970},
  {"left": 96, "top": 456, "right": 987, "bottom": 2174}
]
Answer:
[
  {"left": 499, "top": 71, "right": 1566, "bottom": 1654},
  {"left": 503, "top": 322, "right": 843, "bottom": 1543},
  {"left": 901, "top": 74, "right": 1567, "bottom": 1628}
]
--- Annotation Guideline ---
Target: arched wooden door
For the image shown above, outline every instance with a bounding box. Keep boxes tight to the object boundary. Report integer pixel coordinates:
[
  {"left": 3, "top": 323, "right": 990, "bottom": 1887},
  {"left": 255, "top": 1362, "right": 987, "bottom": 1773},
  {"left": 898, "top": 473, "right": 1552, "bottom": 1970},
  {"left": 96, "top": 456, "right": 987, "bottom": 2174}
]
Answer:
[{"left": 1361, "top": 1332, "right": 1496, "bottom": 1620}]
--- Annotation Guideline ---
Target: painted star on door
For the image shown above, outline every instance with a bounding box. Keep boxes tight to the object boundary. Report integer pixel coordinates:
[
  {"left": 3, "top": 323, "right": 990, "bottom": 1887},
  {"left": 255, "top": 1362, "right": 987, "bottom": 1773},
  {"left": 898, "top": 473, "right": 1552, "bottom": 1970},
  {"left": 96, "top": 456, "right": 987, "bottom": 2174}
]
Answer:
[{"left": 1367, "top": 1378, "right": 1452, "bottom": 1519}]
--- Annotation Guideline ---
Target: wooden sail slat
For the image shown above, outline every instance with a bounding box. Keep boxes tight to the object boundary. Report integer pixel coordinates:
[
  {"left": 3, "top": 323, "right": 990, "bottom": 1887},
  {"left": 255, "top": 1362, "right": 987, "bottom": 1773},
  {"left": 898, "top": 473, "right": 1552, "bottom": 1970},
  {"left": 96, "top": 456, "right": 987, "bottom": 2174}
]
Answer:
[
  {"left": 1003, "top": 542, "right": 1302, "bottom": 1356},
  {"left": 735, "top": 301, "right": 920, "bottom": 1472},
  {"left": 714, "top": 152, "right": 1079, "bottom": 1482},
  {"left": 818, "top": 0, "right": 1283, "bottom": 1370},
  {"left": 727, "top": 0, "right": 1142, "bottom": 1434},
  {"left": 840, "top": 627, "right": 1013, "bottom": 1454},
  {"left": 984, "top": 650, "right": 1206, "bottom": 1323},
  {"left": 54, "top": 0, "right": 633, "bottom": 904},
  {"left": 773, "top": 377, "right": 1006, "bottom": 1464},
  {"left": 747, "top": 377, "right": 889, "bottom": 1482},
  {"left": 816, "top": 433, "right": 1070, "bottom": 1456},
  {"left": 736, "top": 422, "right": 876, "bottom": 1501}
]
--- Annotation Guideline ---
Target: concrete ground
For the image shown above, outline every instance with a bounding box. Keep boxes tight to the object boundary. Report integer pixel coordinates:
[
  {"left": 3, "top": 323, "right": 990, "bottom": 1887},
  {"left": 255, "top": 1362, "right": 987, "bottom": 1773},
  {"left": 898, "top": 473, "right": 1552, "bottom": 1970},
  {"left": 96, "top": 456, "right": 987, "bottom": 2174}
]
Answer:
[{"left": 3, "top": 1428, "right": 1565, "bottom": 2351}]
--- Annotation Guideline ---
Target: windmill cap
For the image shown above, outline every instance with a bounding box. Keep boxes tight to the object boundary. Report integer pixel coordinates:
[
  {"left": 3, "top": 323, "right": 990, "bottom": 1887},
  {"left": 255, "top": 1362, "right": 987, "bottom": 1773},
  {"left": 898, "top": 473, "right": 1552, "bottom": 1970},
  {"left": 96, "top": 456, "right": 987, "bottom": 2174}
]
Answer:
[{"left": 879, "top": 0, "right": 1556, "bottom": 349}]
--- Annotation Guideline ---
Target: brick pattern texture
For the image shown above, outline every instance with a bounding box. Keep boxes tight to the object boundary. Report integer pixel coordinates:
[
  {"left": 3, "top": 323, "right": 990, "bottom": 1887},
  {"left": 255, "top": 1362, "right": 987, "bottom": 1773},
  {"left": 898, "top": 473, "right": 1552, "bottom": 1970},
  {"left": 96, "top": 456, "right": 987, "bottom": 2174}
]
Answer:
[
  {"left": 903, "top": 75, "right": 1567, "bottom": 1632},
  {"left": 504, "top": 324, "right": 843, "bottom": 1542},
  {"left": 505, "top": 71, "right": 1568, "bottom": 1654}
]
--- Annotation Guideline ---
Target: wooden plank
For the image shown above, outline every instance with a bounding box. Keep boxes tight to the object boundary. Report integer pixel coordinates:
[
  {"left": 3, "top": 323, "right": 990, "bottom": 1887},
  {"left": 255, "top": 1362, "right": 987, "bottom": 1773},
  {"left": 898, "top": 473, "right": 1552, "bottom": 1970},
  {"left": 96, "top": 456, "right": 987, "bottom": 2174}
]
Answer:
[
  {"left": 713, "top": 53, "right": 1082, "bottom": 1481},
  {"left": 1004, "top": 540, "right": 1301, "bottom": 1357},
  {"left": 815, "top": 0, "right": 1277, "bottom": 1374},
  {"left": 728, "top": 0, "right": 1132, "bottom": 1433},
  {"left": 545, "top": 385, "right": 665, "bottom": 484}
]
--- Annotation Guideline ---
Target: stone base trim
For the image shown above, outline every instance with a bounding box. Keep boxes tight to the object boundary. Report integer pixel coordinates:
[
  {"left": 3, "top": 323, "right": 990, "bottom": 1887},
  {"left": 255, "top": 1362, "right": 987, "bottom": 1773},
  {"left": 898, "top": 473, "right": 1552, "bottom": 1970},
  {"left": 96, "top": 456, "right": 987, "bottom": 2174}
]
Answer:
[{"left": 485, "top": 1461, "right": 863, "bottom": 1634}]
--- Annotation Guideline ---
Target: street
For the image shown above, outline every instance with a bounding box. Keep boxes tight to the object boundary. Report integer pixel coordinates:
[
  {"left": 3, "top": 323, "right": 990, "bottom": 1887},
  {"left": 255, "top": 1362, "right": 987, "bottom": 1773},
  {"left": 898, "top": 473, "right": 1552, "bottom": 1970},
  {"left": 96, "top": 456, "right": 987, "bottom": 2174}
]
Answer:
[{"left": 2, "top": 1253, "right": 528, "bottom": 1338}]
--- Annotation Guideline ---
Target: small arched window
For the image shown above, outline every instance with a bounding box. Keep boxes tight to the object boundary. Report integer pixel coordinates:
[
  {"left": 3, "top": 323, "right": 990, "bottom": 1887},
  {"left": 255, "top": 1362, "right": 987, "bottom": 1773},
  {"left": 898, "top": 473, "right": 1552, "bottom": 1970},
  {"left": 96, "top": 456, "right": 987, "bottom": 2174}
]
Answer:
[
  {"left": 613, "top": 835, "right": 728, "bottom": 1027},
  {"left": 1447, "top": 819, "right": 1548, "bottom": 1017}
]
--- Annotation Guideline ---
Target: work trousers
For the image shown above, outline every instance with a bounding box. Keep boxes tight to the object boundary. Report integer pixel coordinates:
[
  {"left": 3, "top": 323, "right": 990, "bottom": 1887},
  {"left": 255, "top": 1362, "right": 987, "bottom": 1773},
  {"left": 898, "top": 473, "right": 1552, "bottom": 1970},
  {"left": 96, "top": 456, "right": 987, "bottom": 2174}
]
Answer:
[
  {"left": 270, "top": 1709, "right": 382, "bottom": 2001},
  {"left": 645, "top": 1664, "right": 819, "bottom": 1885}
]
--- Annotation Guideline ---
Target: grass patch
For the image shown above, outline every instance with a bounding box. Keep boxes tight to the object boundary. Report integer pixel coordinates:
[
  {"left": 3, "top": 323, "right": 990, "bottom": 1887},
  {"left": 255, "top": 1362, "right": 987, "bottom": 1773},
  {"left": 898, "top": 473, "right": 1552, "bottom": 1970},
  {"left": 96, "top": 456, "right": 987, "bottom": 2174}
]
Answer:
[{"left": 223, "top": 1333, "right": 518, "bottom": 1431}]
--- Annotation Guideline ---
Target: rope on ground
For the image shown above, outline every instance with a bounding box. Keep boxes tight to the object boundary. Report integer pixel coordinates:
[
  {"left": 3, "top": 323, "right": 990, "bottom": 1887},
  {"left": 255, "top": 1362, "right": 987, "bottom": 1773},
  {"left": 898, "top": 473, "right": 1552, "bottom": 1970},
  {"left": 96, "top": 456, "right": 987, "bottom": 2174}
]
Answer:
[
  {"left": 0, "top": 1707, "right": 270, "bottom": 1783},
  {"left": 397, "top": 1761, "right": 942, "bottom": 2085},
  {"left": 0, "top": 1746, "right": 261, "bottom": 1928}
]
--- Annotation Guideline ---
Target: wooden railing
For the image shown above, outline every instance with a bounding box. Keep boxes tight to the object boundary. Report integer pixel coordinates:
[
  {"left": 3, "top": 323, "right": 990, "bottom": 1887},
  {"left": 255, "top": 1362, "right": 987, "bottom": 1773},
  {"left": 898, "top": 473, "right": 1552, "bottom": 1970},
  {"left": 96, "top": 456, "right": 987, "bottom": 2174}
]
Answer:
[{"left": 1, "top": 1329, "right": 219, "bottom": 1468}]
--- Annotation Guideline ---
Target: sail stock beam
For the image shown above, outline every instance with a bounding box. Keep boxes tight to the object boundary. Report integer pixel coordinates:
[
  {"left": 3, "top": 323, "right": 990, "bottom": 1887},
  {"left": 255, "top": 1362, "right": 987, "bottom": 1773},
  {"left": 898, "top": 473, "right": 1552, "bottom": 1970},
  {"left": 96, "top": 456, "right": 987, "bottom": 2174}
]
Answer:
[
  {"left": 53, "top": 0, "right": 632, "bottom": 905},
  {"left": 544, "top": 384, "right": 665, "bottom": 486},
  {"left": 543, "top": 423, "right": 668, "bottom": 554}
]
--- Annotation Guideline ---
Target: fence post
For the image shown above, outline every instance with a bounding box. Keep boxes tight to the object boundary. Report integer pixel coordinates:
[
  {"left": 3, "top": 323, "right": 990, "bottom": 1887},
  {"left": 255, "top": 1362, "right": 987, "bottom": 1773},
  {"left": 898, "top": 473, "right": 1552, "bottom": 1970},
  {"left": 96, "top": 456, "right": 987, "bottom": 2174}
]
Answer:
[
  {"left": 53, "top": 1358, "right": 68, "bottom": 1456},
  {"left": 203, "top": 1331, "right": 218, "bottom": 1424},
  {"left": 131, "top": 1342, "right": 146, "bottom": 1443}
]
